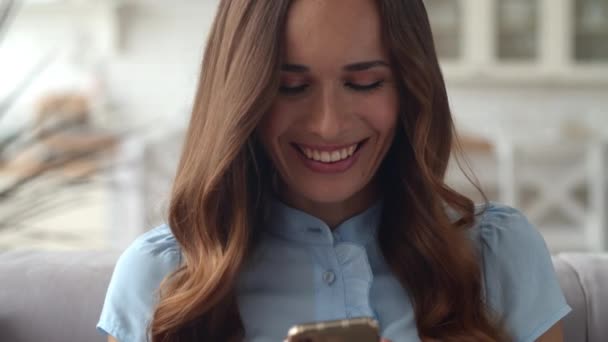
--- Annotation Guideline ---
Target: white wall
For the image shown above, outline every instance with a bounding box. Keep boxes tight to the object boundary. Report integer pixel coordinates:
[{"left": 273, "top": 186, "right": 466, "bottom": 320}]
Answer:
[
  {"left": 105, "top": 0, "right": 220, "bottom": 128},
  {"left": 449, "top": 83, "right": 608, "bottom": 141},
  {"left": 0, "top": 0, "right": 220, "bottom": 134}
]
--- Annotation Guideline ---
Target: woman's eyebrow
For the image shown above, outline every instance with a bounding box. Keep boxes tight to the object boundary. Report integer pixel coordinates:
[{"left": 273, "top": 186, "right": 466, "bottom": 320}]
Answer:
[
  {"left": 280, "top": 60, "right": 389, "bottom": 73},
  {"left": 281, "top": 64, "right": 309, "bottom": 72},
  {"left": 343, "top": 60, "right": 389, "bottom": 71}
]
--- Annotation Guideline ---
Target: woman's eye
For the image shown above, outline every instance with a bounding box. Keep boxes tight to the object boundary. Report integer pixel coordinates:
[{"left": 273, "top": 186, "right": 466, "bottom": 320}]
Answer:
[
  {"left": 278, "top": 81, "right": 384, "bottom": 95},
  {"left": 347, "top": 81, "right": 384, "bottom": 91},
  {"left": 279, "top": 84, "right": 308, "bottom": 95}
]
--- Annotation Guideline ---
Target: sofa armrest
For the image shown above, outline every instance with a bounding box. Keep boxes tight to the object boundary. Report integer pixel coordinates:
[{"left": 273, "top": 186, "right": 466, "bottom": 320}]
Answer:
[{"left": 553, "top": 253, "right": 608, "bottom": 342}]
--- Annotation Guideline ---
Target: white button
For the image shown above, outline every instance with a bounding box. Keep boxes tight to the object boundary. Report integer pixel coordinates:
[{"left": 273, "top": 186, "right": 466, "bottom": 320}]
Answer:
[{"left": 322, "top": 270, "right": 336, "bottom": 285}]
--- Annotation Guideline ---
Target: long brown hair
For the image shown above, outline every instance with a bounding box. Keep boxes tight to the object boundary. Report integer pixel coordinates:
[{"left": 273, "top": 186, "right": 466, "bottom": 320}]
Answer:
[{"left": 150, "top": 0, "right": 509, "bottom": 341}]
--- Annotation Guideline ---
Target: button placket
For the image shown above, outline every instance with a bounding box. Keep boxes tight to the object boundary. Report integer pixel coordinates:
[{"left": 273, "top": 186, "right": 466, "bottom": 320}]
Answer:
[
  {"left": 322, "top": 270, "right": 336, "bottom": 285},
  {"left": 333, "top": 231, "right": 342, "bottom": 243},
  {"left": 334, "top": 243, "right": 375, "bottom": 319}
]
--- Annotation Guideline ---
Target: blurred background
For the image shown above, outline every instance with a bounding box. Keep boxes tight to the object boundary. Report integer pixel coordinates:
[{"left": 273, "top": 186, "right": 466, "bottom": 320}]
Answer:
[{"left": 0, "top": 0, "right": 606, "bottom": 253}]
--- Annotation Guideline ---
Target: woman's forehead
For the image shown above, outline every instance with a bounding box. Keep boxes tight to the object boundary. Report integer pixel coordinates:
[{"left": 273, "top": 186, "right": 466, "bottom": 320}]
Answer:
[{"left": 283, "top": 0, "right": 386, "bottom": 69}]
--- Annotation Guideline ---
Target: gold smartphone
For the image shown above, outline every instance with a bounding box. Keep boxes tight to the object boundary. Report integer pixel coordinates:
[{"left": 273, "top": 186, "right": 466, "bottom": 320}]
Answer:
[{"left": 286, "top": 317, "right": 380, "bottom": 342}]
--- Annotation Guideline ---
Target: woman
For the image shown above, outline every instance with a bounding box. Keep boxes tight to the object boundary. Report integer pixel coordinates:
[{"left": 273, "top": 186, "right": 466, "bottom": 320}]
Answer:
[{"left": 97, "top": 0, "right": 571, "bottom": 341}]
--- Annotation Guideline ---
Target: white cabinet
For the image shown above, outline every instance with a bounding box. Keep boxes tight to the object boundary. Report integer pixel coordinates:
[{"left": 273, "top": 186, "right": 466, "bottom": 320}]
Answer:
[
  {"left": 574, "top": 0, "right": 608, "bottom": 62},
  {"left": 423, "top": 0, "right": 608, "bottom": 83},
  {"left": 496, "top": 0, "right": 540, "bottom": 60},
  {"left": 425, "top": 0, "right": 463, "bottom": 59}
]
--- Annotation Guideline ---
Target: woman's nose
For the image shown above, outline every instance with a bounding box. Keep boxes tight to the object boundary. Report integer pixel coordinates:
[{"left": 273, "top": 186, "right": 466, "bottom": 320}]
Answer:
[{"left": 307, "top": 87, "right": 346, "bottom": 140}]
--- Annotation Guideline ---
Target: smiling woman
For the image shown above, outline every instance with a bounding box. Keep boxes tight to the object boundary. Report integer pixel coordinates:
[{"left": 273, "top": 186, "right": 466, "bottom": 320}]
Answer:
[
  {"left": 258, "top": 0, "right": 399, "bottom": 224},
  {"left": 96, "top": 0, "right": 571, "bottom": 341}
]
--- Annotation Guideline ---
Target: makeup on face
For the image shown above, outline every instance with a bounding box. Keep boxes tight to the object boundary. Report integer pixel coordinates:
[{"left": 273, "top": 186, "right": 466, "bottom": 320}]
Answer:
[{"left": 257, "top": 0, "right": 399, "bottom": 214}]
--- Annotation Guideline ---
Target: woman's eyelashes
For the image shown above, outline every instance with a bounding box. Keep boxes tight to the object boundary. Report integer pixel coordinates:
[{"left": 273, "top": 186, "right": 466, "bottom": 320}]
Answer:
[
  {"left": 279, "top": 84, "right": 309, "bottom": 95},
  {"left": 279, "top": 80, "right": 384, "bottom": 95},
  {"left": 347, "top": 80, "right": 384, "bottom": 91}
]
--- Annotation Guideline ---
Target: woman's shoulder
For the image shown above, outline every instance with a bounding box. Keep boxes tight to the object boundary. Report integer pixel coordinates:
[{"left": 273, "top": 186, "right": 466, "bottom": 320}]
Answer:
[
  {"left": 468, "top": 203, "right": 571, "bottom": 341},
  {"left": 108, "top": 223, "right": 182, "bottom": 296},
  {"left": 96, "top": 224, "right": 181, "bottom": 342},
  {"left": 127, "top": 223, "right": 182, "bottom": 260},
  {"left": 113, "top": 224, "right": 182, "bottom": 280},
  {"left": 468, "top": 202, "right": 554, "bottom": 290},
  {"left": 470, "top": 202, "right": 546, "bottom": 253}
]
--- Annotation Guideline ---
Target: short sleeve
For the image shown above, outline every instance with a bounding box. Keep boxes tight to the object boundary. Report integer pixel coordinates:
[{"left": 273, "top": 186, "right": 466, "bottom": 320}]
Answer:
[
  {"left": 96, "top": 224, "right": 181, "bottom": 342},
  {"left": 476, "top": 203, "right": 571, "bottom": 342}
]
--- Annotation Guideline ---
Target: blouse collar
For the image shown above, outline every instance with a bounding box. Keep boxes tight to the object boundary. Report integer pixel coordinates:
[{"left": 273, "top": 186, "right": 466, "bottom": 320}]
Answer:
[{"left": 264, "top": 195, "right": 383, "bottom": 246}]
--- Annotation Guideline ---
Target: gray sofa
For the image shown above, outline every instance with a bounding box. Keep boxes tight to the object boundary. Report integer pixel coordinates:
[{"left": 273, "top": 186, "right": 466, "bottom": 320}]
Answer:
[{"left": 0, "top": 250, "right": 606, "bottom": 342}]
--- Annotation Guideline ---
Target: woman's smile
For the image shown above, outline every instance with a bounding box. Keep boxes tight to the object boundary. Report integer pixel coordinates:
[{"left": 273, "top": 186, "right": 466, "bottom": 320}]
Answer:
[{"left": 291, "top": 139, "right": 369, "bottom": 173}]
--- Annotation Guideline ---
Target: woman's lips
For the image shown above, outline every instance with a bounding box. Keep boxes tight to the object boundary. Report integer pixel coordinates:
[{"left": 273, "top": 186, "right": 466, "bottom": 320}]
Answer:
[{"left": 291, "top": 139, "right": 368, "bottom": 173}]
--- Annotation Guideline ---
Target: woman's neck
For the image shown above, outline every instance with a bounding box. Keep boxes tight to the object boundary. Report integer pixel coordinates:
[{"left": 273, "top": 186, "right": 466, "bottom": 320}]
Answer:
[{"left": 276, "top": 181, "right": 380, "bottom": 229}]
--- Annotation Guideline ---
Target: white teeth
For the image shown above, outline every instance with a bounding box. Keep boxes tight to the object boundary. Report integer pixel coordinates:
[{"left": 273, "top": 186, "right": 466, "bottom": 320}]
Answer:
[
  {"left": 303, "top": 148, "right": 313, "bottom": 159},
  {"left": 321, "top": 151, "right": 331, "bottom": 162},
  {"left": 298, "top": 143, "right": 360, "bottom": 163},
  {"left": 331, "top": 151, "right": 341, "bottom": 162}
]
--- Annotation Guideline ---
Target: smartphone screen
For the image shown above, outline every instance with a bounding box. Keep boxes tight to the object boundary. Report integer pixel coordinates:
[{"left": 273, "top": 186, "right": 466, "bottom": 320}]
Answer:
[{"left": 286, "top": 317, "right": 380, "bottom": 342}]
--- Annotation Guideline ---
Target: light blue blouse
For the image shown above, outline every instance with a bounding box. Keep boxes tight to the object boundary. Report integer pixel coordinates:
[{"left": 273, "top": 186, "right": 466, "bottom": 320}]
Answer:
[{"left": 96, "top": 200, "right": 571, "bottom": 341}]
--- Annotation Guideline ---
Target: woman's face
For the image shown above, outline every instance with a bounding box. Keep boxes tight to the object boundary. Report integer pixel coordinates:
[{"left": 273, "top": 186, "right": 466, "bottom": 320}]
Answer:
[{"left": 258, "top": 0, "right": 399, "bottom": 205}]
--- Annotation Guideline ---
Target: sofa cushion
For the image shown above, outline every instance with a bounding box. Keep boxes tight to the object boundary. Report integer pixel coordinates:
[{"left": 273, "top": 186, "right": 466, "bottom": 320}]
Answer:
[{"left": 0, "top": 250, "right": 120, "bottom": 342}]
